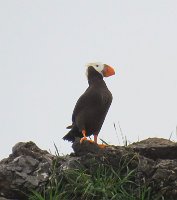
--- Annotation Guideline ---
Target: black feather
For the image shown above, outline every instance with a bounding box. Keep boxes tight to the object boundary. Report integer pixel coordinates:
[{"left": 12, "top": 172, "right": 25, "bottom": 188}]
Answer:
[{"left": 63, "top": 66, "right": 112, "bottom": 142}]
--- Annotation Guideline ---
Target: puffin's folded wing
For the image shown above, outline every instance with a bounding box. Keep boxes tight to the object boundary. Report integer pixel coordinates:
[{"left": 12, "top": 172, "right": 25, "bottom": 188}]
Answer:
[{"left": 71, "top": 88, "right": 102, "bottom": 123}]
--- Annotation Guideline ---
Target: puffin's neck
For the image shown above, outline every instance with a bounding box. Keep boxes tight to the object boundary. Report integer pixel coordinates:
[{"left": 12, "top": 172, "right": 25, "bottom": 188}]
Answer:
[
  {"left": 87, "top": 67, "right": 104, "bottom": 86},
  {"left": 88, "top": 74, "right": 103, "bottom": 85}
]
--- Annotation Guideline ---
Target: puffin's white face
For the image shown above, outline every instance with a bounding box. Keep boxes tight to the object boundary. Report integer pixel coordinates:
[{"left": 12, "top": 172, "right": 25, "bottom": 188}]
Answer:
[
  {"left": 85, "top": 62, "right": 105, "bottom": 77},
  {"left": 85, "top": 62, "right": 115, "bottom": 78}
]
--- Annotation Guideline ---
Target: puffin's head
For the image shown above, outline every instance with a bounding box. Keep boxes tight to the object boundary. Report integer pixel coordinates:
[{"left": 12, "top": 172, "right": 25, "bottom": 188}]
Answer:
[{"left": 85, "top": 62, "right": 115, "bottom": 78}]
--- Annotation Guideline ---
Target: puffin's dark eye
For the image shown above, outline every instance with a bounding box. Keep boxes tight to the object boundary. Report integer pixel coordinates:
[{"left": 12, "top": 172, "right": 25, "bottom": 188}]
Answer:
[{"left": 96, "top": 65, "right": 99, "bottom": 67}]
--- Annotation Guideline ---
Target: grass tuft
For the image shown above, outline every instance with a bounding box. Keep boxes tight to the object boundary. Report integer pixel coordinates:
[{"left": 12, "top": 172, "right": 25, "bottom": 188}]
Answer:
[{"left": 29, "top": 158, "right": 155, "bottom": 200}]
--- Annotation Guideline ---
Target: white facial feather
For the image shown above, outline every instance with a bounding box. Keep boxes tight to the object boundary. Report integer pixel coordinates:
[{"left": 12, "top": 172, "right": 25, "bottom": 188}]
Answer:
[{"left": 85, "top": 62, "right": 104, "bottom": 77}]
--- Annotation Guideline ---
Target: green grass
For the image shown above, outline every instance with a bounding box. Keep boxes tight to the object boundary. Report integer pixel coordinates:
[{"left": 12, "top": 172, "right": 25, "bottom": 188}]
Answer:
[
  {"left": 29, "top": 139, "right": 165, "bottom": 200},
  {"left": 29, "top": 160, "right": 155, "bottom": 200}
]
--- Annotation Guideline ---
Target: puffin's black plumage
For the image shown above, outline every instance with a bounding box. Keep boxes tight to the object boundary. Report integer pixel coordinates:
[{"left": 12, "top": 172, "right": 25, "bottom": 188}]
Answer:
[{"left": 63, "top": 65, "right": 113, "bottom": 142}]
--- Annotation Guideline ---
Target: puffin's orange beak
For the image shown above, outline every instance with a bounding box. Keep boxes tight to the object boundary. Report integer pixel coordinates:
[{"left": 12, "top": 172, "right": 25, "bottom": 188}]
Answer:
[{"left": 102, "top": 64, "right": 115, "bottom": 77}]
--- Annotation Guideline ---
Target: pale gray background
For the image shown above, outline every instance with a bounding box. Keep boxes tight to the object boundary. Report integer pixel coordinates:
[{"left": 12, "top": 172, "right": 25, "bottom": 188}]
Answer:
[{"left": 0, "top": 1, "right": 177, "bottom": 159}]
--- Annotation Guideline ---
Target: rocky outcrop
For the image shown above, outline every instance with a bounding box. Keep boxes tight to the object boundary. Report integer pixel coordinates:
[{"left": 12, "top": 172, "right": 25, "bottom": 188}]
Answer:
[
  {"left": 1, "top": 138, "right": 177, "bottom": 199},
  {"left": 0, "top": 142, "right": 54, "bottom": 200}
]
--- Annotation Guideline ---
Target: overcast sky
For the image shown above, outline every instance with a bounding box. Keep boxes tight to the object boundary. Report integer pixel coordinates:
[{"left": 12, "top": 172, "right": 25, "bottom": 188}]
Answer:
[{"left": 0, "top": 1, "right": 177, "bottom": 159}]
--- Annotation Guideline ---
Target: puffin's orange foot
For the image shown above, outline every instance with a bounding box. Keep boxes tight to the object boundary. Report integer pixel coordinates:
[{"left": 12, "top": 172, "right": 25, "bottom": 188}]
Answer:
[
  {"left": 80, "top": 138, "right": 95, "bottom": 144},
  {"left": 80, "top": 137, "right": 87, "bottom": 143},
  {"left": 98, "top": 144, "right": 108, "bottom": 148},
  {"left": 87, "top": 140, "right": 95, "bottom": 143}
]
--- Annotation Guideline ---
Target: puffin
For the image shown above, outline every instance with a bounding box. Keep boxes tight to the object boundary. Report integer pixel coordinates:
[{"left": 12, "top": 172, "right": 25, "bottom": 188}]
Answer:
[{"left": 63, "top": 62, "right": 115, "bottom": 147}]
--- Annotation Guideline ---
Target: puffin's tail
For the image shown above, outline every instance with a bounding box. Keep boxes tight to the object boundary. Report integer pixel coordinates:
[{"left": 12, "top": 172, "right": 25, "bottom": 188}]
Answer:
[{"left": 63, "top": 126, "right": 81, "bottom": 142}]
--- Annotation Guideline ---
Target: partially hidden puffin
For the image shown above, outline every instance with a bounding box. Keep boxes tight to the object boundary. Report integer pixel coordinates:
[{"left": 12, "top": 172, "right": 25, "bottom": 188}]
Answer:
[{"left": 63, "top": 62, "right": 115, "bottom": 147}]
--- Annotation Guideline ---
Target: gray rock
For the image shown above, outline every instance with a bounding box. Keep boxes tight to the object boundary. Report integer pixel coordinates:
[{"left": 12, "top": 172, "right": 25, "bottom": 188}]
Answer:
[
  {"left": 129, "top": 137, "right": 177, "bottom": 159},
  {"left": 0, "top": 198, "right": 16, "bottom": 200},
  {"left": 0, "top": 141, "right": 55, "bottom": 200},
  {"left": 1, "top": 138, "right": 177, "bottom": 199}
]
